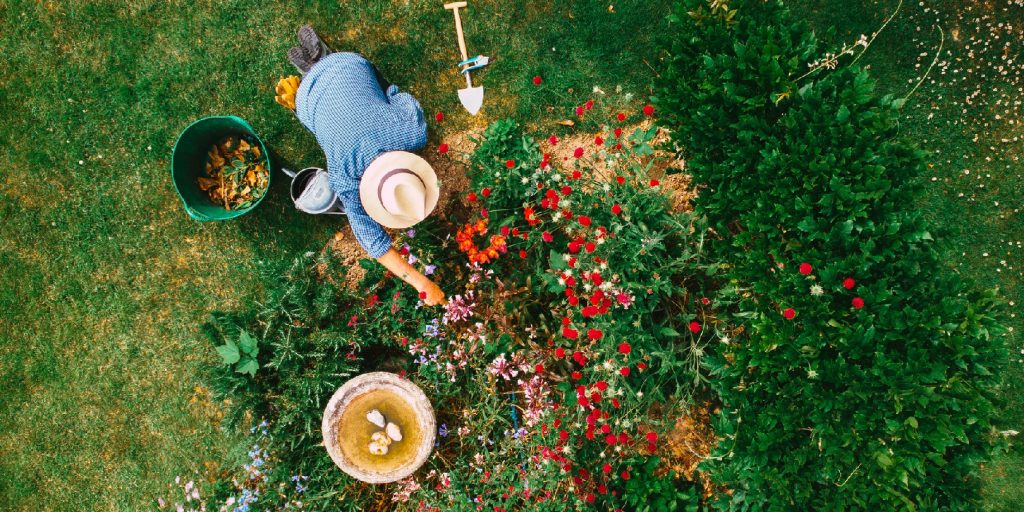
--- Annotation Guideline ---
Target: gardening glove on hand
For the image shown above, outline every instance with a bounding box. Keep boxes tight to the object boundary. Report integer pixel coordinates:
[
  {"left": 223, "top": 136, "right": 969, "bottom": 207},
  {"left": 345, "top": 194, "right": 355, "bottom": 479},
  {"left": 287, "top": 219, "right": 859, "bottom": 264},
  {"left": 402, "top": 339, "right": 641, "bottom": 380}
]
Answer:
[{"left": 275, "top": 75, "right": 301, "bottom": 111}]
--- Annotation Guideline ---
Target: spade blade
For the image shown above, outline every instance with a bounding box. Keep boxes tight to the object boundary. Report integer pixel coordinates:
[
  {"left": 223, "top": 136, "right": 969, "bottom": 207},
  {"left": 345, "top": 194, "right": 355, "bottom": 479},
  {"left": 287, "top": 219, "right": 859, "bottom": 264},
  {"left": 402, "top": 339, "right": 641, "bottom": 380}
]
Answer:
[{"left": 458, "top": 86, "right": 484, "bottom": 115}]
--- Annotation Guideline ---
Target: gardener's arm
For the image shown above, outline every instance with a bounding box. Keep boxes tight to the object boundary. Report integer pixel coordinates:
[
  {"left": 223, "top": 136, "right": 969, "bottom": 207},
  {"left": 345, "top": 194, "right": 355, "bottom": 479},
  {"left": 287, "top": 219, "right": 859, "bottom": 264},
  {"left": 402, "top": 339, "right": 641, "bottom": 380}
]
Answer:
[
  {"left": 376, "top": 248, "right": 446, "bottom": 306},
  {"left": 337, "top": 190, "right": 445, "bottom": 306}
]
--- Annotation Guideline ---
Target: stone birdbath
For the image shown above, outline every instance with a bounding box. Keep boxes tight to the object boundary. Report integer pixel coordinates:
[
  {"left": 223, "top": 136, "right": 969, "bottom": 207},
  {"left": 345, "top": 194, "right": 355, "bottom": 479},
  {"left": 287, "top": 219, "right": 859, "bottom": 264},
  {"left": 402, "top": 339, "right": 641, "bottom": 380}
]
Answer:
[{"left": 321, "top": 372, "right": 436, "bottom": 483}]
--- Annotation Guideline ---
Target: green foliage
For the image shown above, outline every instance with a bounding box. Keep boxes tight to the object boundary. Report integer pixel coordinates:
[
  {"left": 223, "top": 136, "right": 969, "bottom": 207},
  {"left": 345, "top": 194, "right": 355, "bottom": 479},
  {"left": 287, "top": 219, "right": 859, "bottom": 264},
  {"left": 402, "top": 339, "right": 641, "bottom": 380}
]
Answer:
[
  {"left": 655, "top": 0, "right": 1007, "bottom": 510},
  {"left": 620, "top": 458, "right": 700, "bottom": 512},
  {"left": 215, "top": 329, "right": 261, "bottom": 376}
]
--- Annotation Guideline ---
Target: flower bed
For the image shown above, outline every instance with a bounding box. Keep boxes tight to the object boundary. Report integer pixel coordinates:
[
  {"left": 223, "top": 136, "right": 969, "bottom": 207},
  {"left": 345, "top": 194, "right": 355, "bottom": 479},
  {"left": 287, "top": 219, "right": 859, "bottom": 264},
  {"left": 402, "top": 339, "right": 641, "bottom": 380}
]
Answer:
[{"left": 164, "top": 111, "right": 716, "bottom": 511}]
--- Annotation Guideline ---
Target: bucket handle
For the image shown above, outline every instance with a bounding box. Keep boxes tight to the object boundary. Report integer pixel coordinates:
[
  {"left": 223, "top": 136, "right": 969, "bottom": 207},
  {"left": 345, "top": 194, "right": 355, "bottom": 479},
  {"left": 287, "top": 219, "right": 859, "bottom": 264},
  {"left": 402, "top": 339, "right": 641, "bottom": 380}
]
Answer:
[{"left": 281, "top": 167, "right": 298, "bottom": 178}]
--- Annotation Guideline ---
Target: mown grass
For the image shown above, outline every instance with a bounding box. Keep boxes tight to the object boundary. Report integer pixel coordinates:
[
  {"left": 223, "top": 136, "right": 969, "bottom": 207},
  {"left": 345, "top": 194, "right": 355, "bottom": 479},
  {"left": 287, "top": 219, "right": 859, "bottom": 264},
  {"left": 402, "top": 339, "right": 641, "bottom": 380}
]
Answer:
[
  {"left": 0, "top": 1, "right": 667, "bottom": 510},
  {"left": 788, "top": 0, "right": 1024, "bottom": 510}
]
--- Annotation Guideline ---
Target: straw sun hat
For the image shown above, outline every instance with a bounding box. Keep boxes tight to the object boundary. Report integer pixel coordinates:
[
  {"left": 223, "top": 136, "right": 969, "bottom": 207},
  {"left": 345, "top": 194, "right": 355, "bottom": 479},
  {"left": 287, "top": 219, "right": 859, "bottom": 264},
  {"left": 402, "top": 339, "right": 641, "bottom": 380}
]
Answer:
[{"left": 359, "top": 151, "right": 440, "bottom": 229}]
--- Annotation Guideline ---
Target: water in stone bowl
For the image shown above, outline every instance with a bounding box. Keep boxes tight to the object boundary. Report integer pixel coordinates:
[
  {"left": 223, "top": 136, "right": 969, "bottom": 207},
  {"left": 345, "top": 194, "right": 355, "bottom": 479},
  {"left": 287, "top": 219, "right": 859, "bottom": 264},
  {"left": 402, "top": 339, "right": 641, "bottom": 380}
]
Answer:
[{"left": 322, "top": 372, "right": 435, "bottom": 483}]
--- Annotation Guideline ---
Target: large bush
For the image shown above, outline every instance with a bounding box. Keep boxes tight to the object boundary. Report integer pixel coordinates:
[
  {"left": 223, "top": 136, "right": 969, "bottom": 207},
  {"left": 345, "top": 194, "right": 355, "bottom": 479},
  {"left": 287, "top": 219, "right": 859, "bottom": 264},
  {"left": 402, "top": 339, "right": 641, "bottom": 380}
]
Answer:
[{"left": 655, "top": 0, "right": 1005, "bottom": 509}]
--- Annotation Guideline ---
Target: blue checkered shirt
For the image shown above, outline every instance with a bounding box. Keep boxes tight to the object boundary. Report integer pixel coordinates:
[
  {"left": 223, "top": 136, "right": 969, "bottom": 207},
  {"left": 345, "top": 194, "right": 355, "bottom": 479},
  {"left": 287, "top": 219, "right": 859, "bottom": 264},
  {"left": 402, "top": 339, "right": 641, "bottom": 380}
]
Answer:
[{"left": 295, "top": 52, "right": 428, "bottom": 258}]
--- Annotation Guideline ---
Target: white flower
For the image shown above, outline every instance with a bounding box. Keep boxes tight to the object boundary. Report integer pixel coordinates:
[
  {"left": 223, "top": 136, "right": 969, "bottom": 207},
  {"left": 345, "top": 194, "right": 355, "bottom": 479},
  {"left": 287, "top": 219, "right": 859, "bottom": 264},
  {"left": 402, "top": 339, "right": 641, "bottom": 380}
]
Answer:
[
  {"left": 807, "top": 369, "right": 818, "bottom": 379},
  {"left": 810, "top": 284, "right": 824, "bottom": 296}
]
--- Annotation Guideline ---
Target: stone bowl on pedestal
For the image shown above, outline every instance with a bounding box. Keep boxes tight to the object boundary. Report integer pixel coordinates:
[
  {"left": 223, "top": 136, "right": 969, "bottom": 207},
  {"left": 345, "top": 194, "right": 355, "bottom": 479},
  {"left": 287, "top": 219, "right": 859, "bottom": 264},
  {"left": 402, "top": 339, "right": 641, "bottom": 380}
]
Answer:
[{"left": 321, "top": 372, "right": 435, "bottom": 483}]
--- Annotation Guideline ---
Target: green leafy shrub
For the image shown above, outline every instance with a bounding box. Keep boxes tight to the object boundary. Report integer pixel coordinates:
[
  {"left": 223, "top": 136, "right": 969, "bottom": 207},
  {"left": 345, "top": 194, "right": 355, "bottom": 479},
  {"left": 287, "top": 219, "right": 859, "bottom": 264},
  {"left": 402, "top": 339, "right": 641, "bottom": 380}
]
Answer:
[{"left": 655, "top": 0, "right": 1006, "bottom": 509}]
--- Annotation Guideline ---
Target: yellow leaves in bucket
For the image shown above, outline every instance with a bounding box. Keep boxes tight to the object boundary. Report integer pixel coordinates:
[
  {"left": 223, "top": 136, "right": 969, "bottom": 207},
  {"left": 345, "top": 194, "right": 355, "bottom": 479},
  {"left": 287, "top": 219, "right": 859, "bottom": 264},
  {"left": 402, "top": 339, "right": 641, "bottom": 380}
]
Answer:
[
  {"left": 275, "top": 75, "right": 301, "bottom": 111},
  {"left": 199, "top": 136, "right": 269, "bottom": 211}
]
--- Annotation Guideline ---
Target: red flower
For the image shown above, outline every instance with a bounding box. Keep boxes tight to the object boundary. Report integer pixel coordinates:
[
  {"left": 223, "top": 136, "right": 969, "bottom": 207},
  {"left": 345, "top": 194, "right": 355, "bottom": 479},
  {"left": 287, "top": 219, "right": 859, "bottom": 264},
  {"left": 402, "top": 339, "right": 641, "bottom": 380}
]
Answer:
[
  {"left": 435, "top": 112, "right": 444, "bottom": 122},
  {"left": 419, "top": 291, "right": 427, "bottom": 300},
  {"left": 585, "top": 494, "right": 595, "bottom": 504},
  {"left": 505, "top": 159, "right": 515, "bottom": 169},
  {"left": 571, "top": 170, "right": 582, "bottom": 179},
  {"left": 611, "top": 204, "right": 622, "bottom": 215},
  {"left": 548, "top": 135, "right": 559, "bottom": 145},
  {"left": 562, "top": 327, "right": 579, "bottom": 339},
  {"left": 573, "top": 147, "right": 584, "bottom": 158},
  {"left": 642, "top": 104, "right": 654, "bottom": 116},
  {"left": 617, "top": 112, "right": 626, "bottom": 122},
  {"left": 555, "top": 347, "right": 566, "bottom": 359},
  {"left": 616, "top": 176, "right": 625, "bottom": 185},
  {"left": 637, "top": 362, "right": 647, "bottom": 371},
  {"left": 578, "top": 216, "right": 592, "bottom": 227},
  {"left": 689, "top": 321, "right": 701, "bottom": 333},
  {"left": 482, "top": 187, "right": 492, "bottom": 197},
  {"left": 575, "top": 105, "right": 584, "bottom": 116},
  {"left": 646, "top": 432, "right": 658, "bottom": 443},
  {"left": 614, "top": 127, "right": 623, "bottom": 138},
  {"left": 620, "top": 367, "right": 630, "bottom": 377},
  {"left": 618, "top": 342, "right": 631, "bottom": 354},
  {"left": 584, "top": 242, "right": 596, "bottom": 253},
  {"left": 587, "top": 328, "right": 603, "bottom": 340},
  {"left": 532, "top": 75, "right": 542, "bottom": 86},
  {"left": 596, "top": 380, "right": 608, "bottom": 391},
  {"left": 843, "top": 277, "right": 856, "bottom": 290},
  {"left": 571, "top": 371, "right": 582, "bottom": 380},
  {"left": 852, "top": 297, "right": 864, "bottom": 309},
  {"left": 799, "top": 262, "right": 812, "bottom": 275},
  {"left": 467, "top": 192, "right": 478, "bottom": 201},
  {"left": 535, "top": 363, "right": 544, "bottom": 373},
  {"left": 542, "top": 231, "right": 553, "bottom": 242},
  {"left": 561, "top": 185, "right": 573, "bottom": 196},
  {"left": 559, "top": 430, "right": 569, "bottom": 441},
  {"left": 438, "top": 143, "right": 449, "bottom": 153},
  {"left": 621, "top": 471, "right": 630, "bottom": 480},
  {"left": 602, "top": 463, "right": 612, "bottom": 474},
  {"left": 701, "top": 297, "right": 710, "bottom": 305},
  {"left": 519, "top": 250, "right": 527, "bottom": 258},
  {"left": 783, "top": 308, "right": 796, "bottom": 320},
  {"left": 585, "top": 100, "right": 594, "bottom": 110},
  {"left": 605, "top": 434, "right": 617, "bottom": 445},
  {"left": 649, "top": 179, "right": 660, "bottom": 187},
  {"left": 594, "top": 135, "right": 604, "bottom": 146}
]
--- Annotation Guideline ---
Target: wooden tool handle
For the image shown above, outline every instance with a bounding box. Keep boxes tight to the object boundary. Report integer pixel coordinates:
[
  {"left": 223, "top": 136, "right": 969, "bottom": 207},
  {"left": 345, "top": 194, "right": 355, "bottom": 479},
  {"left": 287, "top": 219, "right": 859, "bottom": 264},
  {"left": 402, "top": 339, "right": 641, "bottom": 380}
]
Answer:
[{"left": 445, "top": 2, "right": 470, "bottom": 62}]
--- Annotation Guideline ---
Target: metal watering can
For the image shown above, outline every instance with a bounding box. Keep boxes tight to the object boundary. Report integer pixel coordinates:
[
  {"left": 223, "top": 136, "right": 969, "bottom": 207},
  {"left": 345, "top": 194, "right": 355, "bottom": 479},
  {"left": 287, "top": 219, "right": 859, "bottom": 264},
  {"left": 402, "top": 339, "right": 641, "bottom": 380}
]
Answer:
[{"left": 282, "top": 167, "right": 345, "bottom": 216}]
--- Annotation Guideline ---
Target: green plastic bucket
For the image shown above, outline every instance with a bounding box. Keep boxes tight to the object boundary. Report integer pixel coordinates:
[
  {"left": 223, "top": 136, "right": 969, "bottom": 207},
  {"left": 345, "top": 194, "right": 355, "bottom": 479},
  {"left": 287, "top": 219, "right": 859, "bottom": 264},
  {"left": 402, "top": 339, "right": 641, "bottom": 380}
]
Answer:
[{"left": 171, "top": 116, "right": 273, "bottom": 221}]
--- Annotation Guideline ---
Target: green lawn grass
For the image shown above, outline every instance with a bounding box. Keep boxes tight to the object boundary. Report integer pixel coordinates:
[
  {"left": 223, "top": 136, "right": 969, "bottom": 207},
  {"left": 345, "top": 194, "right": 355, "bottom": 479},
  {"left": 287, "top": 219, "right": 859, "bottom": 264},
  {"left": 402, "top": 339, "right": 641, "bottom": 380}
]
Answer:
[
  {"left": 0, "top": 1, "right": 667, "bottom": 509},
  {"left": 2, "top": 0, "right": 1020, "bottom": 510}
]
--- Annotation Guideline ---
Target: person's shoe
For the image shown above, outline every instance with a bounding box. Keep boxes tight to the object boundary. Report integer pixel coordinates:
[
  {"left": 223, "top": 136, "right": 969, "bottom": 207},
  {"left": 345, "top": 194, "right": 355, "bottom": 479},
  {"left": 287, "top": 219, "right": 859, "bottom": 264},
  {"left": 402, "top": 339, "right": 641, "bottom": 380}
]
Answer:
[
  {"left": 287, "top": 46, "right": 313, "bottom": 74},
  {"left": 298, "top": 25, "right": 332, "bottom": 61}
]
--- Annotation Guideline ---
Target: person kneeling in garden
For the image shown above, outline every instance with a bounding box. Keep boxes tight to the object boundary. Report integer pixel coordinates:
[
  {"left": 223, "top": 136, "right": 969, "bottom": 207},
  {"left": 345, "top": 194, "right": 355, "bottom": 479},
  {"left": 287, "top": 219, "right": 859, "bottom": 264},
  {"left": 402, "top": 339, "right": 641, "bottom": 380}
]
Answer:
[{"left": 277, "top": 26, "right": 445, "bottom": 305}]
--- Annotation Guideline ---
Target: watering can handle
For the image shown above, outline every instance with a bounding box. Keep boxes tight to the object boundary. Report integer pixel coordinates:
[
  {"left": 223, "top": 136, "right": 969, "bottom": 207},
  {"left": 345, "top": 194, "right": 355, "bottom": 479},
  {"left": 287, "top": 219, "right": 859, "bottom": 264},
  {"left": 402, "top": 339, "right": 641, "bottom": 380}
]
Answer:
[{"left": 281, "top": 167, "right": 297, "bottom": 178}]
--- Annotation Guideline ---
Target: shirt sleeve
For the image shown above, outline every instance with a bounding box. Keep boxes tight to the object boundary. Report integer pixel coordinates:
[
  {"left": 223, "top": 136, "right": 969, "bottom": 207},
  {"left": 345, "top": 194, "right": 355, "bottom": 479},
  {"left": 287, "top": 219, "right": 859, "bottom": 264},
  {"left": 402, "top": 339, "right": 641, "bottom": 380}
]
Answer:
[
  {"left": 385, "top": 84, "right": 426, "bottom": 125},
  {"left": 336, "top": 188, "right": 393, "bottom": 259}
]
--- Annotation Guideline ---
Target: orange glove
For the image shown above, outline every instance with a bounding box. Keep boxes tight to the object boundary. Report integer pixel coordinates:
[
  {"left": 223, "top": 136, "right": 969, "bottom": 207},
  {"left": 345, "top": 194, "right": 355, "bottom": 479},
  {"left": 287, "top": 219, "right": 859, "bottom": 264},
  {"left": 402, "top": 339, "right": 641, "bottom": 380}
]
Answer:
[{"left": 275, "top": 75, "right": 301, "bottom": 110}]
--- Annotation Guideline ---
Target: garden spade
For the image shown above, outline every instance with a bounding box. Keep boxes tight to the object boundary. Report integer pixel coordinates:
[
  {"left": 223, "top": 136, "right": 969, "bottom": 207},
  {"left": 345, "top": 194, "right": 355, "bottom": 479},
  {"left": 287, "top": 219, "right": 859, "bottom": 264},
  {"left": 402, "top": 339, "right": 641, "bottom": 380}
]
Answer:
[{"left": 444, "top": 1, "right": 487, "bottom": 115}]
